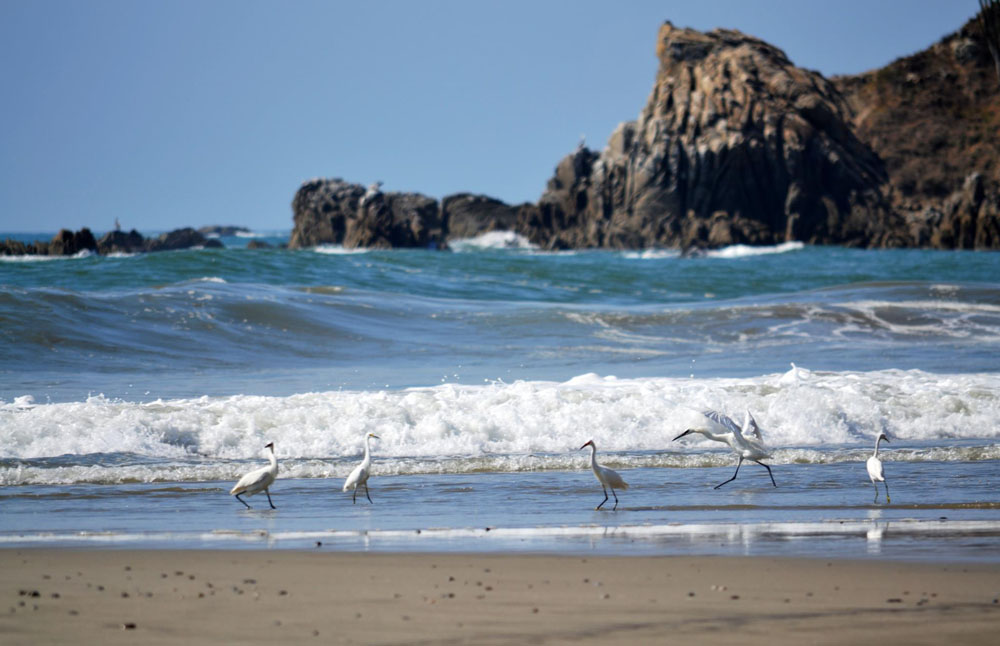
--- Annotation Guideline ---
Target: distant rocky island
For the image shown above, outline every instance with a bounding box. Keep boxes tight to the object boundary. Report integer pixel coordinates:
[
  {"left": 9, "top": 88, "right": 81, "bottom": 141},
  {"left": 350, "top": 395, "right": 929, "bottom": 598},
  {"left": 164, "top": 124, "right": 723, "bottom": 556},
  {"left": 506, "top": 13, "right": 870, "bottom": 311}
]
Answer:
[
  {"left": 291, "top": 13, "right": 999, "bottom": 251},
  {"left": 0, "top": 227, "right": 222, "bottom": 256}
]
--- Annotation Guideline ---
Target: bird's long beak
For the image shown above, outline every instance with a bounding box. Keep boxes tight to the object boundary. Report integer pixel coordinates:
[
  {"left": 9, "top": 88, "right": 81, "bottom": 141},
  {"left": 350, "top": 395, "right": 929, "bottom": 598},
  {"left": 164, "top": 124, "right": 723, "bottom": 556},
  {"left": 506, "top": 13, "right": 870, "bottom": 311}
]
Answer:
[
  {"left": 883, "top": 435, "right": 890, "bottom": 443},
  {"left": 579, "top": 441, "right": 591, "bottom": 450},
  {"left": 371, "top": 434, "right": 380, "bottom": 439},
  {"left": 673, "top": 429, "right": 693, "bottom": 441}
]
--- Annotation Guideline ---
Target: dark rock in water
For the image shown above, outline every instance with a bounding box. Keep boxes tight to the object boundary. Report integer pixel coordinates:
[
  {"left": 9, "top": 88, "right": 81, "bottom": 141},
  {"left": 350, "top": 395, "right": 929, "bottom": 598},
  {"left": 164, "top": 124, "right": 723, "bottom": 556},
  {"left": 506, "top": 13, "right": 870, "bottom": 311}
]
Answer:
[
  {"left": 441, "top": 193, "right": 521, "bottom": 240},
  {"left": 145, "top": 227, "right": 211, "bottom": 252},
  {"left": 521, "top": 22, "right": 903, "bottom": 250},
  {"left": 246, "top": 239, "right": 273, "bottom": 249},
  {"left": 49, "top": 228, "right": 98, "bottom": 255},
  {"left": 198, "top": 225, "right": 250, "bottom": 236},
  {"left": 3, "top": 227, "right": 221, "bottom": 256},
  {"left": 97, "top": 229, "right": 146, "bottom": 254},
  {"left": 290, "top": 179, "right": 447, "bottom": 249}
]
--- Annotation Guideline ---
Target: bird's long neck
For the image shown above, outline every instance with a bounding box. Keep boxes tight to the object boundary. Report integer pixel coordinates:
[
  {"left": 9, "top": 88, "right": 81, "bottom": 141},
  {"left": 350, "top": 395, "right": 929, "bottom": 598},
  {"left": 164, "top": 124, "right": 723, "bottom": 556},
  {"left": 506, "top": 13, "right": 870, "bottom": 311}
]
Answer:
[
  {"left": 588, "top": 443, "right": 598, "bottom": 469},
  {"left": 702, "top": 429, "right": 730, "bottom": 444},
  {"left": 267, "top": 446, "right": 278, "bottom": 473},
  {"left": 873, "top": 436, "right": 883, "bottom": 457},
  {"left": 363, "top": 436, "right": 372, "bottom": 463}
]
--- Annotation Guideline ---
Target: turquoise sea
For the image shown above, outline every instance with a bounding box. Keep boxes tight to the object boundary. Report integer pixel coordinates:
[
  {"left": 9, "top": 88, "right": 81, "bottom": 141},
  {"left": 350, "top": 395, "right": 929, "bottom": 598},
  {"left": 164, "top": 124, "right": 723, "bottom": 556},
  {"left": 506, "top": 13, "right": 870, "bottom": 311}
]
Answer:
[{"left": 1, "top": 231, "right": 998, "bottom": 560}]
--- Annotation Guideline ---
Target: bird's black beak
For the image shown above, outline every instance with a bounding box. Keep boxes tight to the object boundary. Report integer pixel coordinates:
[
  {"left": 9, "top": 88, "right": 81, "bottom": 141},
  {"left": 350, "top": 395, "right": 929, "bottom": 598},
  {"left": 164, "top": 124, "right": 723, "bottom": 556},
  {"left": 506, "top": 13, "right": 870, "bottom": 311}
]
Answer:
[{"left": 673, "top": 429, "right": 693, "bottom": 441}]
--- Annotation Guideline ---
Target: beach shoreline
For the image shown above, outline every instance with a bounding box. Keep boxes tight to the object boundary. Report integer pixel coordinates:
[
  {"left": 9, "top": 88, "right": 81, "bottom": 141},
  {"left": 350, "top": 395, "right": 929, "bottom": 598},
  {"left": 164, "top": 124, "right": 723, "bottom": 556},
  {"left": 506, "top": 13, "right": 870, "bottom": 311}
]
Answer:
[{"left": 2, "top": 549, "right": 998, "bottom": 645}]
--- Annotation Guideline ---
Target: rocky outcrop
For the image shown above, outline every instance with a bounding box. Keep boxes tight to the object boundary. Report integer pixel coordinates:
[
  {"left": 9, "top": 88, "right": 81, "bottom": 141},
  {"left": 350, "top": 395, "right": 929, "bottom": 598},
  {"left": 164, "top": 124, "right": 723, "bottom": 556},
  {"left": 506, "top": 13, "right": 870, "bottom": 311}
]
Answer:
[
  {"left": 1, "top": 227, "right": 220, "bottom": 256},
  {"left": 520, "top": 23, "right": 905, "bottom": 250},
  {"left": 291, "top": 14, "right": 999, "bottom": 251},
  {"left": 907, "top": 173, "right": 1000, "bottom": 249},
  {"left": 290, "top": 179, "right": 445, "bottom": 250},
  {"left": 832, "top": 15, "right": 1000, "bottom": 249},
  {"left": 441, "top": 194, "right": 521, "bottom": 240},
  {"left": 289, "top": 179, "right": 525, "bottom": 249}
]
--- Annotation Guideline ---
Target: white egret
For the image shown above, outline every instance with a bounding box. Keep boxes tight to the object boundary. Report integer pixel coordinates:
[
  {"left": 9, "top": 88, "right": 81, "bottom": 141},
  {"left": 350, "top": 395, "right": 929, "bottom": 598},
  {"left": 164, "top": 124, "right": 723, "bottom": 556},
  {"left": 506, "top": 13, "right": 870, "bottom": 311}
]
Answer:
[
  {"left": 867, "top": 432, "right": 891, "bottom": 503},
  {"left": 673, "top": 409, "right": 777, "bottom": 489},
  {"left": 230, "top": 442, "right": 278, "bottom": 509},
  {"left": 343, "top": 433, "right": 379, "bottom": 504},
  {"left": 580, "top": 440, "right": 629, "bottom": 510}
]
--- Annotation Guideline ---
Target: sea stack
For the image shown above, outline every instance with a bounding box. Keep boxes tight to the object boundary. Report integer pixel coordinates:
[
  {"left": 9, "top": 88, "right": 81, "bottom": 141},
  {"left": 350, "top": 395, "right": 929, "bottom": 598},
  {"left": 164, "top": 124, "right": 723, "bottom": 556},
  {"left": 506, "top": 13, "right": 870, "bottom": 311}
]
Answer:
[{"left": 518, "top": 22, "right": 904, "bottom": 251}]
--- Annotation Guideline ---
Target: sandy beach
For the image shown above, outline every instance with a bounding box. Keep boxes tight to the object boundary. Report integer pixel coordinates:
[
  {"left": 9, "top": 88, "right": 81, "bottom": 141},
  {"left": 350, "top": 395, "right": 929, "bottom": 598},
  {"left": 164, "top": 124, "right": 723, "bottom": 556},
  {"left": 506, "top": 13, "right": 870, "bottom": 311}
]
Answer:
[{"left": 1, "top": 550, "right": 997, "bottom": 645}]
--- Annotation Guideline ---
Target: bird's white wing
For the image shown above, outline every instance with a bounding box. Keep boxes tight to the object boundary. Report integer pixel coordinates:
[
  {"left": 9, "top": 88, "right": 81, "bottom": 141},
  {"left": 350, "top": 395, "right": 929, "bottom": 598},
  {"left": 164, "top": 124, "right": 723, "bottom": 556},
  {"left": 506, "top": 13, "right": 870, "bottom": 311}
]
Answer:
[
  {"left": 343, "top": 462, "right": 368, "bottom": 491},
  {"left": 743, "top": 409, "right": 763, "bottom": 441},
  {"left": 230, "top": 466, "right": 270, "bottom": 495},
  {"left": 702, "top": 410, "right": 741, "bottom": 435}
]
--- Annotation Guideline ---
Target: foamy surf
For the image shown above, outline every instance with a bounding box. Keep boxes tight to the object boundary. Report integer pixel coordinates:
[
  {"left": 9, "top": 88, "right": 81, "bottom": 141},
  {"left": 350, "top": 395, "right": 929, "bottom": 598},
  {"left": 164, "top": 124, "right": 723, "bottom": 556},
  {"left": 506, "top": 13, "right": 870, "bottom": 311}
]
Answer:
[{"left": 2, "top": 368, "right": 999, "bottom": 485}]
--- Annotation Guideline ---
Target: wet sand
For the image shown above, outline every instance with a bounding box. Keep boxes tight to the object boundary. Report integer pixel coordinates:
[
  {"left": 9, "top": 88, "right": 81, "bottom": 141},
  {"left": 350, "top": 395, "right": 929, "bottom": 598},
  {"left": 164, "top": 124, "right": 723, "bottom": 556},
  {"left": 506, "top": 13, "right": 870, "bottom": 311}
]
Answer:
[{"left": 1, "top": 550, "right": 998, "bottom": 645}]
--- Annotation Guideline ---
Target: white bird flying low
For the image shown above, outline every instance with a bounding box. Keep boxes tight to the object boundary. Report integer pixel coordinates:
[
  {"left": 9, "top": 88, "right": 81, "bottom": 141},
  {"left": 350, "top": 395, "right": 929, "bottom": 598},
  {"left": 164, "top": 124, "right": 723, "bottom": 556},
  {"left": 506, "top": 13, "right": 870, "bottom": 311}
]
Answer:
[
  {"left": 580, "top": 440, "right": 629, "bottom": 510},
  {"left": 867, "top": 432, "right": 891, "bottom": 504},
  {"left": 673, "top": 409, "right": 777, "bottom": 489},
  {"left": 343, "top": 432, "right": 380, "bottom": 504},
  {"left": 230, "top": 441, "right": 278, "bottom": 509}
]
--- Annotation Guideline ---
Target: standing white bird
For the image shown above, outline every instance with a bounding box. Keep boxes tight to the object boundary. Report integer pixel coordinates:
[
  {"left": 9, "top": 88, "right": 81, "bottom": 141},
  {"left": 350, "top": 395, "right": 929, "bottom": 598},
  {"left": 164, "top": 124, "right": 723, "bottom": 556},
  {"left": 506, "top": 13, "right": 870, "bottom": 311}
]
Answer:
[
  {"left": 867, "top": 432, "right": 891, "bottom": 504},
  {"left": 673, "top": 409, "right": 777, "bottom": 489},
  {"left": 230, "top": 441, "right": 278, "bottom": 509},
  {"left": 580, "top": 440, "right": 629, "bottom": 510},
  {"left": 343, "top": 433, "right": 379, "bottom": 504}
]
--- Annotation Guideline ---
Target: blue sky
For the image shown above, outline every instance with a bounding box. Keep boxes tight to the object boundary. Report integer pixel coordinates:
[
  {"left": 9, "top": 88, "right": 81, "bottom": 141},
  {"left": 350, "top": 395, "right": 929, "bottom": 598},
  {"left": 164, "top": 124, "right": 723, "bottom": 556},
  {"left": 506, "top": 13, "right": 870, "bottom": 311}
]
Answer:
[{"left": 0, "top": 0, "right": 979, "bottom": 234}]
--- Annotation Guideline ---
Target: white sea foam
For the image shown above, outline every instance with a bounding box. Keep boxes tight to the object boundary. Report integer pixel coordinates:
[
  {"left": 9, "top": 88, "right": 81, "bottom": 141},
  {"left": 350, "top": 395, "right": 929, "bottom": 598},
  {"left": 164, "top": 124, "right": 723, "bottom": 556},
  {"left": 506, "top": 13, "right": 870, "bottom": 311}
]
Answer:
[
  {"left": 0, "top": 249, "right": 94, "bottom": 263},
  {"left": 706, "top": 241, "right": 805, "bottom": 258},
  {"left": 449, "top": 230, "right": 537, "bottom": 251},
  {"left": 2, "top": 369, "right": 999, "bottom": 485},
  {"left": 622, "top": 249, "right": 681, "bottom": 260},
  {"left": 312, "top": 245, "right": 370, "bottom": 255}
]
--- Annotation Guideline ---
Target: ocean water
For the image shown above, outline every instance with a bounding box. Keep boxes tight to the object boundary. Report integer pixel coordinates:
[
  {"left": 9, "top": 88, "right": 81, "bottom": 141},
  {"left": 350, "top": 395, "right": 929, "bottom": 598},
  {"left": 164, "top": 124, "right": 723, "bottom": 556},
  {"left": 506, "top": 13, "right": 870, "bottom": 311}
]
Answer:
[{"left": 2, "top": 231, "right": 999, "bottom": 560}]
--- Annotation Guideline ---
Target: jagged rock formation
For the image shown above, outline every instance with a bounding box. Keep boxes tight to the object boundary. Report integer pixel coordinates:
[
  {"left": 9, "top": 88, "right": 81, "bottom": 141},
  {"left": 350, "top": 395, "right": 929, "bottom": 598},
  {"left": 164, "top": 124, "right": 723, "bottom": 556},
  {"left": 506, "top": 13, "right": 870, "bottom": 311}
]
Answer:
[
  {"left": 291, "top": 14, "right": 998, "bottom": 251},
  {"left": 520, "top": 22, "right": 906, "bottom": 250},
  {"left": 0, "top": 227, "right": 220, "bottom": 256}
]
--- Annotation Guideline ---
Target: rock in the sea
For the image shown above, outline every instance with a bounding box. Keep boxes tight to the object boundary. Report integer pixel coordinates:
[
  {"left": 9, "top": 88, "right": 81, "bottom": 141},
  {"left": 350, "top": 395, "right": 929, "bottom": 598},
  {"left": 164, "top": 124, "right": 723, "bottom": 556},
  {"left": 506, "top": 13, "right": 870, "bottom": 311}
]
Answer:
[
  {"left": 145, "top": 227, "right": 212, "bottom": 252},
  {"left": 289, "top": 179, "right": 448, "bottom": 249},
  {"left": 97, "top": 229, "right": 146, "bottom": 254},
  {"left": 521, "top": 22, "right": 904, "bottom": 250},
  {"left": 441, "top": 193, "right": 521, "bottom": 241},
  {"left": 49, "top": 228, "right": 98, "bottom": 255}
]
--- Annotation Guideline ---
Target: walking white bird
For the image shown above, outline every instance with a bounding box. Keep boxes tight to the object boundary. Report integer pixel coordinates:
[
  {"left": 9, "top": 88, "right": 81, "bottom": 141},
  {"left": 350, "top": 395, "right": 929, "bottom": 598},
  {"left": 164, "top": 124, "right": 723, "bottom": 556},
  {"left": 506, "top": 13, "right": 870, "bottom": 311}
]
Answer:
[
  {"left": 343, "top": 433, "right": 379, "bottom": 504},
  {"left": 580, "top": 440, "right": 629, "bottom": 510},
  {"left": 673, "top": 409, "right": 777, "bottom": 489},
  {"left": 867, "top": 432, "right": 891, "bottom": 504},
  {"left": 230, "top": 442, "right": 278, "bottom": 509}
]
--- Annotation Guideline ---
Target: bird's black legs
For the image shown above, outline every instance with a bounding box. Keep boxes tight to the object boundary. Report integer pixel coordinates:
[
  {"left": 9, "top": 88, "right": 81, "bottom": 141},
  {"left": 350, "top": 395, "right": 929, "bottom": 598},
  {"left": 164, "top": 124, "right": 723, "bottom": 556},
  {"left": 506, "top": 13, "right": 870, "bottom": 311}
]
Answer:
[
  {"left": 872, "top": 481, "right": 879, "bottom": 503},
  {"left": 352, "top": 487, "right": 358, "bottom": 504},
  {"left": 755, "top": 460, "right": 777, "bottom": 487},
  {"left": 611, "top": 487, "right": 619, "bottom": 510},
  {"left": 884, "top": 481, "right": 890, "bottom": 504},
  {"left": 714, "top": 457, "right": 744, "bottom": 489},
  {"left": 364, "top": 482, "right": 373, "bottom": 504},
  {"left": 596, "top": 485, "right": 609, "bottom": 510},
  {"left": 235, "top": 494, "right": 251, "bottom": 509},
  {"left": 266, "top": 489, "right": 276, "bottom": 509}
]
